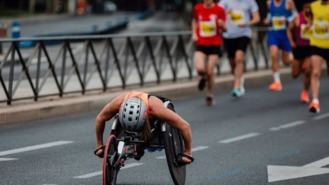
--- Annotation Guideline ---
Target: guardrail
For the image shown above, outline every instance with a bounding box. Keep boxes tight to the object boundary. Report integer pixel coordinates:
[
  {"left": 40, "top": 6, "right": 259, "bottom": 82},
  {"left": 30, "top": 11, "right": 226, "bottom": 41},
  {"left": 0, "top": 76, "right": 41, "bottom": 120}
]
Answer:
[{"left": 0, "top": 30, "right": 269, "bottom": 105}]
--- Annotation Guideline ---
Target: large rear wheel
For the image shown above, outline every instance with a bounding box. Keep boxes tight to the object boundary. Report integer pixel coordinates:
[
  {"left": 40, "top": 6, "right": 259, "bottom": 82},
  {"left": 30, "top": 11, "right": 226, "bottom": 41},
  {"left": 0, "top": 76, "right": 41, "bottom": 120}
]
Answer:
[
  {"left": 102, "top": 135, "right": 119, "bottom": 185},
  {"left": 164, "top": 124, "right": 186, "bottom": 185}
]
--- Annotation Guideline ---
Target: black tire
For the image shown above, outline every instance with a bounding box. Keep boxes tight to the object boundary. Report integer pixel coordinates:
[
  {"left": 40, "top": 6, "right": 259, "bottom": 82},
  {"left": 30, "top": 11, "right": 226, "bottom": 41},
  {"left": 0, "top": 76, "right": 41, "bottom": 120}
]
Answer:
[
  {"left": 102, "top": 135, "right": 119, "bottom": 185},
  {"left": 164, "top": 123, "right": 186, "bottom": 185}
]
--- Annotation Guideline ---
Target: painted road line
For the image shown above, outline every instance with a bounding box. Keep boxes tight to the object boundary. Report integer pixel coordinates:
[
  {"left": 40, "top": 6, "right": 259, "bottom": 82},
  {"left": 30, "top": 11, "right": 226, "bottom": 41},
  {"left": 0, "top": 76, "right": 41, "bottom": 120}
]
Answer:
[
  {"left": 219, "top": 133, "right": 260, "bottom": 144},
  {"left": 0, "top": 141, "right": 74, "bottom": 156},
  {"left": 268, "top": 156, "right": 329, "bottom": 183},
  {"left": 156, "top": 145, "right": 209, "bottom": 160},
  {"left": 74, "top": 163, "right": 143, "bottom": 179},
  {"left": 303, "top": 156, "right": 329, "bottom": 168},
  {"left": 0, "top": 158, "right": 18, "bottom": 162},
  {"left": 269, "top": 120, "right": 305, "bottom": 132},
  {"left": 313, "top": 113, "right": 329, "bottom": 121}
]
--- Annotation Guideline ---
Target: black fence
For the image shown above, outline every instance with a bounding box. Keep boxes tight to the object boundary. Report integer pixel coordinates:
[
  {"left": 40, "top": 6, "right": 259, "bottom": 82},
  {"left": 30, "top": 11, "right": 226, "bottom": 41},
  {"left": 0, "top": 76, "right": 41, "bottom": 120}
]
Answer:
[{"left": 0, "top": 31, "right": 269, "bottom": 105}]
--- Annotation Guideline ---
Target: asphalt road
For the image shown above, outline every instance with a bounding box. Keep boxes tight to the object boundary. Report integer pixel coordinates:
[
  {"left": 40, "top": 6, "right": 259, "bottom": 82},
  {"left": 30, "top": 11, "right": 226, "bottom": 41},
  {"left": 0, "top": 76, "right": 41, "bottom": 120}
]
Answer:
[{"left": 1, "top": 77, "right": 329, "bottom": 185}]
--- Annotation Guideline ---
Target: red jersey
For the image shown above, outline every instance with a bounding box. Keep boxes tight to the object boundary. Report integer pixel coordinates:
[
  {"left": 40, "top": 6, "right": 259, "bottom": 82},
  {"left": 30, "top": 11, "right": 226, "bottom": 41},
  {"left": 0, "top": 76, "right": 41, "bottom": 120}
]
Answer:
[{"left": 193, "top": 3, "right": 226, "bottom": 46}]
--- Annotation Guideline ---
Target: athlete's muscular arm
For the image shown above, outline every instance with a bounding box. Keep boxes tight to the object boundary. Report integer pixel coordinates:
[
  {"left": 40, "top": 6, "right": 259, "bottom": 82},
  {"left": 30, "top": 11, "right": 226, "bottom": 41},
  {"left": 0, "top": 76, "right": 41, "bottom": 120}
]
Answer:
[
  {"left": 287, "top": 16, "right": 297, "bottom": 48},
  {"left": 249, "top": 11, "right": 260, "bottom": 26},
  {"left": 148, "top": 96, "right": 192, "bottom": 156},
  {"left": 192, "top": 19, "right": 198, "bottom": 41},
  {"left": 192, "top": 5, "right": 198, "bottom": 41},
  {"left": 286, "top": 0, "right": 295, "bottom": 10},
  {"left": 95, "top": 94, "right": 125, "bottom": 148},
  {"left": 264, "top": 0, "right": 272, "bottom": 25}
]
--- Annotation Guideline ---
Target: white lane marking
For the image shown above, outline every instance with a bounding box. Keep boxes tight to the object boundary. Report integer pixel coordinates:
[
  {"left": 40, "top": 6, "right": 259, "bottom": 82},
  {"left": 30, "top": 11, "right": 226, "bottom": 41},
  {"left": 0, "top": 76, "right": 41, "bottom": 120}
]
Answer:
[
  {"left": 192, "top": 146, "right": 209, "bottom": 152},
  {"left": 156, "top": 145, "right": 209, "bottom": 160},
  {"left": 303, "top": 156, "right": 329, "bottom": 168},
  {"left": 269, "top": 120, "right": 305, "bottom": 132},
  {"left": 268, "top": 156, "right": 329, "bottom": 183},
  {"left": 0, "top": 141, "right": 74, "bottom": 156},
  {"left": 0, "top": 158, "right": 18, "bottom": 161},
  {"left": 219, "top": 133, "right": 260, "bottom": 144},
  {"left": 313, "top": 113, "right": 329, "bottom": 121},
  {"left": 267, "top": 165, "right": 329, "bottom": 183},
  {"left": 74, "top": 171, "right": 101, "bottom": 179},
  {"left": 74, "top": 163, "right": 143, "bottom": 179}
]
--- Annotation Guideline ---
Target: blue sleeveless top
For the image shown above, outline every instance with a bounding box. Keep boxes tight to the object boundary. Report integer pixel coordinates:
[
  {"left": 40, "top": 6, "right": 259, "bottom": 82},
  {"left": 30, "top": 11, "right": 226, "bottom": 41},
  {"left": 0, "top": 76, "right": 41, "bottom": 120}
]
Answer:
[{"left": 269, "top": 0, "right": 292, "bottom": 31}]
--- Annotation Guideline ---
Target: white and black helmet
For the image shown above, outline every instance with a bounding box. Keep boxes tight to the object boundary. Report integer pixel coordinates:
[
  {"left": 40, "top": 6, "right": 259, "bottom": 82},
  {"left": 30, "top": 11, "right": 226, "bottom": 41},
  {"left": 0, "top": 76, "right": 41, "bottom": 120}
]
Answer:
[{"left": 118, "top": 97, "right": 147, "bottom": 132}]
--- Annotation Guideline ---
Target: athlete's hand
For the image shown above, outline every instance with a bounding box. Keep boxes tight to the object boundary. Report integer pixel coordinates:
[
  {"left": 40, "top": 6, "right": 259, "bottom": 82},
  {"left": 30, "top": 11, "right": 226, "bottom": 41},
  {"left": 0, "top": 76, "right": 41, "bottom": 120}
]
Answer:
[
  {"left": 263, "top": 19, "right": 270, "bottom": 26},
  {"left": 218, "top": 19, "right": 225, "bottom": 28},
  {"left": 290, "top": 41, "right": 296, "bottom": 48}
]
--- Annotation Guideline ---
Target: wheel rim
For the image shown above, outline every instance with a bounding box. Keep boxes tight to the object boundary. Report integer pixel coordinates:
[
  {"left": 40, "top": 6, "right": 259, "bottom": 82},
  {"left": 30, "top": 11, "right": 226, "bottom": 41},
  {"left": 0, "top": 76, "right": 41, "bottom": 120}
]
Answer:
[
  {"left": 103, "top": 135, "right": 119, "bottom": 185},
  {"left": 164, "top": 125, "right": 186, "bottom": 185}
]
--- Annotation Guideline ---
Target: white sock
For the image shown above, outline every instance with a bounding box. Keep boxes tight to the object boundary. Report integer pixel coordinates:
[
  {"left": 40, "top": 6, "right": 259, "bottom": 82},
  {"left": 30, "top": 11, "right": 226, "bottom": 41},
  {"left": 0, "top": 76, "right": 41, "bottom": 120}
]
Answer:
[
  {"left": 273, "top": 72, "right": 281, "bottom": 82},
  {"left": 312, "top": 98, "right": 319, "bottom": 104},
  {"left": 240, "top": 76, "right": 245, "bottom": 88}
]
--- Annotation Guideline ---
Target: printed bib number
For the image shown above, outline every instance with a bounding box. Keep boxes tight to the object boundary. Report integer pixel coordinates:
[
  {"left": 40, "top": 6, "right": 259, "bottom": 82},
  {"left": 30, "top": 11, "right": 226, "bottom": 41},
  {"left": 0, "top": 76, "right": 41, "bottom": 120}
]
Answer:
[
  {"left": 229, "top": 10, "right": 245, "bottom": 25},
  {"left": 300, "top": 24, "right": 313, "bottom": 39},
  {"left": 313, "top": 18, "right": 329, "bottom": 39},
  {"left": 199, "top": 19, "right": 216, "bottom": 37},
  {"left": 272, "top": 16, "right": 286, "bottom": 30}
]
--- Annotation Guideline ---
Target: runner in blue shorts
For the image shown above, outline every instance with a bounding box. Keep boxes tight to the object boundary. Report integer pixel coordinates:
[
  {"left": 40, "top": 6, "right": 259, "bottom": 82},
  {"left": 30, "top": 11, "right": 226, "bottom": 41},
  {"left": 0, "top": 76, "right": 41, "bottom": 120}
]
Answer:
[{"left": 265, "top": 0, "right": 295, "bottom": 91}]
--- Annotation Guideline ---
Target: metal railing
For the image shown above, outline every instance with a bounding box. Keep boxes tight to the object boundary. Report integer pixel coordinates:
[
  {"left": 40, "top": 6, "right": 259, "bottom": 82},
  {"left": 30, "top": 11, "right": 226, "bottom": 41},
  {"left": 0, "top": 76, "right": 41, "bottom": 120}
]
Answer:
[{"left": 0, "top": 30, "right": 269, "bottom": 105}]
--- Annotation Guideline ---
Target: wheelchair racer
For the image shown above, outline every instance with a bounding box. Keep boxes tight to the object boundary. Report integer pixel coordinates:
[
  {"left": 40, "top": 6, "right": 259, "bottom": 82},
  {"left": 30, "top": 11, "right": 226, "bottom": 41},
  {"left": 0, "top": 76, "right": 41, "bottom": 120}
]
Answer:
[{"left": 94, "top": 91, "right": 194, "bottom": 165}]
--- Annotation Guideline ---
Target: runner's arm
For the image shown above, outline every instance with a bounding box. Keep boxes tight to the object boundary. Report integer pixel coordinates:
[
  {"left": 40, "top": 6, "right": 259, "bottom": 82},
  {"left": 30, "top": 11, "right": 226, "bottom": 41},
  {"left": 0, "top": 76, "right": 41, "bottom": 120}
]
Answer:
[
  {"left": 264, "top": 0, "right": 271, "bottom": 25},
  {"left": 192, "top": 5, "right": 198, "bottom": 41},
  {"left": 249, "top": 11, "right": 260, "bottom": 26},
  {"left": 95, "top": 94, "right": 125, "bottom": 148},
  {"left": 286, "top": 0, "right": 295, "bottom": 11},
  {"left": 218, "top": 7, "right": 227, "bottom": 32},
  {"left": 287, "top": 17, "right": 297, "bottom": 48},
  {"left": 192, "top": 19, "right": 198, "bottom": 41}
]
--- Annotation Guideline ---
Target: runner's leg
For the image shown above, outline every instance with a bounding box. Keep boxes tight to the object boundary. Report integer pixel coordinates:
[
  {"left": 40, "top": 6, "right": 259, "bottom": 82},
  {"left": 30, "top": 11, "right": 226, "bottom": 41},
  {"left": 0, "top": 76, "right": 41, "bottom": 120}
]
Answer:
[
  {"left": 234, "top": 50, "right": 245, "bottom": 89},
  {"left": 195, "top": 51, "right": 207, "bottom": 91},
  {"left": 310, "top": 55, "right": 323, "bottom": 101},
  {"left": 206, "top": 54, "right": 218, "bottom": 98},
  {"left": 194, "top": 51, "right": 206, "bottom": 75}
]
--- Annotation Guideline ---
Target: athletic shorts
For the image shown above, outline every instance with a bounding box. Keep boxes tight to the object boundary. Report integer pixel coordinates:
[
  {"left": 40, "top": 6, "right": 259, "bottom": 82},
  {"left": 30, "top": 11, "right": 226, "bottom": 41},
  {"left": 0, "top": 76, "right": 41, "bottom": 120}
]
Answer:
[
  {"left": 196, "top": 45, "right": 222, "bottom": 57},
  {"left": 267, "top": 31, "right": 292, "bottom": 52},
  {"left": 224, "top": 37, "right": 250, "bottom": 59},
  {"left": 292, "top": 46, "right": 312, "bottom": 61},
  {"left": 310, "top": 46, "right": 329, "bottom": 77}
]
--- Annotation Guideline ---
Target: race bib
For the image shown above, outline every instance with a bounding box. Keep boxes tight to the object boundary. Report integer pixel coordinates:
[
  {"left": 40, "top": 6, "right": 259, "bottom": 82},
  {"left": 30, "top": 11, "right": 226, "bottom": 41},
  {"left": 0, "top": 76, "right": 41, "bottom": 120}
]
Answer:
[
  {"left": 199, "top": 19, "right": 216, "bottom": 37},
  {"left": 229, "top": 10, "right": 245, "bottom": 25},
  {"left": 272, "top": 16, "right": 286, "bottom": 30},
  {"left": 300, "top": 24, "right": 313, "bottom": 39},
  {"left": 313, "top": 18, "right": 329, "bottom": 39}
]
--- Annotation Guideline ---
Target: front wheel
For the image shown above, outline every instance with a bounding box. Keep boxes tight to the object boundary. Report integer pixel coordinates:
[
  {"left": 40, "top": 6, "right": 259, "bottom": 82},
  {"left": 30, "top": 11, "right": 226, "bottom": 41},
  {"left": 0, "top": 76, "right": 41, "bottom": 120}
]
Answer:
[
  {"left": 164, "top": 124, "right": 186, "bottom": 185},
  {"left": 102, "top": 135, "right": 119, "bottom": 185}
]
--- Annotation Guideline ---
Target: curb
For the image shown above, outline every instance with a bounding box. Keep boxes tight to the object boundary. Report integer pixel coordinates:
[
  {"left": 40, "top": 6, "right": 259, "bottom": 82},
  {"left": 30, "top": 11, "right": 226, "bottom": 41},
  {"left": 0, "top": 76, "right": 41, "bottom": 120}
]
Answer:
[{"left": 0, "top": 68, "right": 291, "bottom": 125}]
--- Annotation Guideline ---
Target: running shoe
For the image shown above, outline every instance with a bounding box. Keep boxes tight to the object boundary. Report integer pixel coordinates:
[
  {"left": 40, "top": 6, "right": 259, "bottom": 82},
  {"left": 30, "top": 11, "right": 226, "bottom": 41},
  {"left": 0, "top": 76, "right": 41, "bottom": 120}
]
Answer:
[
  {"left": 198, "top": 76, "right": 207, "bottom": 91},
  {"left": 268, "top": 81, "right": 282, "bottom": 91},
  {"left": 300, "top": 90, "right": 309, "bottom": 103},
  {"left": 206, "top": 96, "right": 214, "bottom": 106},
  {"left": 231, "top": 88, "right": 245, "bottom": 97},
  {"left": 309, "top": 102, "right": 320, "bottom": 113}
]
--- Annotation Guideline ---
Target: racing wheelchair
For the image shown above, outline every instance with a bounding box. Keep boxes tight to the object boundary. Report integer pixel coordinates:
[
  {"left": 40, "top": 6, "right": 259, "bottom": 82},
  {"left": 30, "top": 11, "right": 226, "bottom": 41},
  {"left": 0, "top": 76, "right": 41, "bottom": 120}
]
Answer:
[{"left": 102, "top": 101, "right": 187, "bottom": 185}]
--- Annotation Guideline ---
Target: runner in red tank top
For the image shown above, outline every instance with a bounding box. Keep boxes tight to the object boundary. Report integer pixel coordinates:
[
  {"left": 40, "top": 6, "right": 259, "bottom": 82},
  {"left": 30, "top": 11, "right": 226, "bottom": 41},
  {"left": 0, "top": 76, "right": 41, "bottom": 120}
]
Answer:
[{"left": 192, "top": 0, "right": 226, "bottom": 106}]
